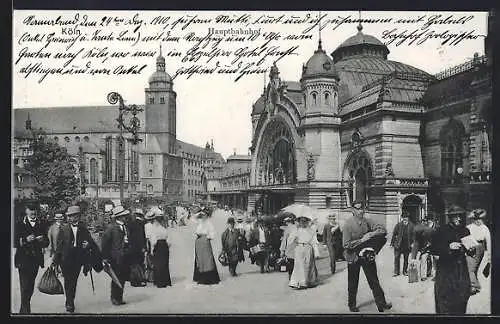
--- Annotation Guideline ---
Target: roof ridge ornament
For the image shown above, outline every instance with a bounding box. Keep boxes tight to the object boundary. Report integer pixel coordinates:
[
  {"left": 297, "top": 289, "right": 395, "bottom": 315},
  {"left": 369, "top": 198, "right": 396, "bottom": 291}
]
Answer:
[{"left": 357, "top": 11, "right": 363, "bottom": 32}]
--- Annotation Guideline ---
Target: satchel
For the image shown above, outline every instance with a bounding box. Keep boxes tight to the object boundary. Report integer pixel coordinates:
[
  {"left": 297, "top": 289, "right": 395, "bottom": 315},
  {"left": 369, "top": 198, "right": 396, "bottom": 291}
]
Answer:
[
  {"left": 218, "top": 251, "right": 229, "bottom": 266},
  {"left": 38, "top": 266, "right": 64, "bottom": 295},
  {"left": 408, "top": 260, "right": 419, "bottom": 283},
  {"left": 129, "top": 263, "right": 146, "bottom": 283}
]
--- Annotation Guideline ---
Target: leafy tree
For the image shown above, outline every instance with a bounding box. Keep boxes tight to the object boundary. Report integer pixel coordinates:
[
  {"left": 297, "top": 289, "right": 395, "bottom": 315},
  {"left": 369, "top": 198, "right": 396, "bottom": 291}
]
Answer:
[{"left": 25, "top": 129, "right": 80, "bottom": 212}]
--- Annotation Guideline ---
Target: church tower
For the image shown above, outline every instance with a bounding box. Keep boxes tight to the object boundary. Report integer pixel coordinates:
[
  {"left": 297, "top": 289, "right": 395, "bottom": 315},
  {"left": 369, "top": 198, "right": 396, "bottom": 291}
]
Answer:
[{"left": 145, "top": 45, "right": 177, "bottom": 154}]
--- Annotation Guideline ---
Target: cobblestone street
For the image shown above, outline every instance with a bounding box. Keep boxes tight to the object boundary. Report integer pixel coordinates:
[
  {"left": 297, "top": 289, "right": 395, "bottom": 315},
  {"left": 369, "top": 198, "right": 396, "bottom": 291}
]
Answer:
[{"left": 11, "top": 209, "right": 491, "bottom": 314}]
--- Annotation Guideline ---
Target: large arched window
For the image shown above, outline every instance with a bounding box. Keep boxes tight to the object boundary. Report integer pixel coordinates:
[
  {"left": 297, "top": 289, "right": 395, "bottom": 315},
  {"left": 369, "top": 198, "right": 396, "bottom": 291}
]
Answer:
[
  {"left": 89, "top": 158, "right": 98, "bottom": 184},
  {"left": 311, "top": 92, "right": 317, "bottom": 106},
  {"left": 439, "top": 118, "right": 465, "bottom": 184},
  {"left": 345, "top": 151, "right": 373, "bottom": 207},
  {"left": 324, "top": 92, "right": 330, "bottom": 105}
]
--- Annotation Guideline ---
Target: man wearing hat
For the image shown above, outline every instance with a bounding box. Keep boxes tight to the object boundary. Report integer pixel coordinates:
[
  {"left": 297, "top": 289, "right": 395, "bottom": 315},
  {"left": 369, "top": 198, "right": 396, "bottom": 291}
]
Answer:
[
  {"left": 47, "top": 213, "right": 65, "bottom": 257},
  {"left": 127, "top": 208, "right": 147, "bottom": 287},
  {"left": 466, "top": 208, "right": 491, "bottom": 295},
  {"left": 323, "top": 213, "right": 341, "bottom": 275},
  {"left": 101, "top": 206, "right": 133, "bottom": 305},
  {"left": 52, "top": 205, "right": 101, "bottom": 313},
  {"left": 390, "top": 210, "right": 415, "bottom": 277},
  {"left": 343, "top": 200, "right": 392, "bottom": 313},
  {"left": 14, "top": 202, "right": 49, "bottom": 314},
  {"left": 221, "top": 217, "right": 243, "bottom": 276},
  {"left": 430, "top": 204, "right": 473, "bottom": 314}
]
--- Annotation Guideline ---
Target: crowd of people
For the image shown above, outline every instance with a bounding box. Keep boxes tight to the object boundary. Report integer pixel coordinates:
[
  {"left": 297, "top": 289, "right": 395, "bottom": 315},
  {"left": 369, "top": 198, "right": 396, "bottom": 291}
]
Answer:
[{"left": 13, "top": 199, "right": 491, "bottom": 315}]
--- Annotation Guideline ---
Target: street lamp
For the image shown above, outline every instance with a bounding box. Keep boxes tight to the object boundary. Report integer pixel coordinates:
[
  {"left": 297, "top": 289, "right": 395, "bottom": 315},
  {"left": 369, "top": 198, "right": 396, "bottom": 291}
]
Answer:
[{"left": 107, "top": 92, "right": 143, "bottom": 202}]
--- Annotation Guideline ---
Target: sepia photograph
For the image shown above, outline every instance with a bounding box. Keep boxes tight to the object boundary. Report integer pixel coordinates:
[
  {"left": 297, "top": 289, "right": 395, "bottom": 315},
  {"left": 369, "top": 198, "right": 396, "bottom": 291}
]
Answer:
[{"left": 11, "top": 8, "right": 494, "bottom": 315}]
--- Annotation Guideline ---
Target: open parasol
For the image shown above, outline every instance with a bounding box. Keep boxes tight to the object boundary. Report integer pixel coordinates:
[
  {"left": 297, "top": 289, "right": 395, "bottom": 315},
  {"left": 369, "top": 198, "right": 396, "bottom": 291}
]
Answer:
[{"left": 281, "top": 203, "right": 316, "bottom": 220}]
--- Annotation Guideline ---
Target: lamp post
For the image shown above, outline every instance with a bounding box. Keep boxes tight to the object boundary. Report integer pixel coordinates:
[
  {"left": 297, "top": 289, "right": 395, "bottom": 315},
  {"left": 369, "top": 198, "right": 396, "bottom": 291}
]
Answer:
[{"left": 107, "top": 92, "right": 143, "bottom": 202}]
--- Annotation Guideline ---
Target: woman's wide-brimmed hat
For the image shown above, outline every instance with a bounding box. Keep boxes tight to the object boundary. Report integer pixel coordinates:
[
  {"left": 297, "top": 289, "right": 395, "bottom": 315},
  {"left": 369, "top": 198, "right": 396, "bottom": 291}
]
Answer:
[
  {"left": 194, "top": 206, "right": 210, "bottom": 218},
  {"left": 134, "top": 208, "right": 144, "bottom": 216},
  {"left": 297, "top": 215, "right": 312, "bottom": 221},
  {"left": 145, "top": 207, "right": 163, "bottom": 220},
  {"left": 468, "top": 208, "right": 487, "bottom": 220},
  {"left": 111, "top": 205, "right": 130, "bottom": 218},
  {"left": 446, "top": 204, "right": 465, "bottom": 218},
  {"left": 227, "top": 217, "right": 235, "bottom": 224}
]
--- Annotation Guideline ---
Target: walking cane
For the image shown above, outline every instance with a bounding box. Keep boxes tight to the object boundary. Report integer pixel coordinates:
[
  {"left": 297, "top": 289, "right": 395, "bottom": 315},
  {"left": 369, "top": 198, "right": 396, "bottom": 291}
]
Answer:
[{"left": 90, "top": 269, "right": 95, "bottom": 295}]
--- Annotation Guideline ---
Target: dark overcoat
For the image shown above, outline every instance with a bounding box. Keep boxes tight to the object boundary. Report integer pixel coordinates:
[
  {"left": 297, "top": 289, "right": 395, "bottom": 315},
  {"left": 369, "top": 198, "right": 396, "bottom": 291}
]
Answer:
[
  {"left": 14, "top": 218, "right": 49, "bottom": 269},
  {"left": 221, "top": 228, "right": 242, "bottom": 263}
]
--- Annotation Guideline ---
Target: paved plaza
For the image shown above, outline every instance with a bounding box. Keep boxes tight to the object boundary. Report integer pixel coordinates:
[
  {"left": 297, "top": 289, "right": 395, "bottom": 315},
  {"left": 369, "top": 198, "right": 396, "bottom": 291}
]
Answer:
[{"left": 11, "top": 209, "right": 491, "bottom": 314}]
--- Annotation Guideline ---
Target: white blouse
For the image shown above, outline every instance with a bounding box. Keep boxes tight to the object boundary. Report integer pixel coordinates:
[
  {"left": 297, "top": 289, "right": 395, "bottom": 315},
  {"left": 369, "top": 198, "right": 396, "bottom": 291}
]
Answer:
[
  {"left": 145, "top": 222, "right": 170, "bottom": 250},
  {"left": 293, "top": 227, "right": 319, "bottom": 245},
  {"left": 195, "top": 219, "right": 215, "bottom": 240},
  {"left": 467, "top": 223, "right": 491, "bottom": 253}
]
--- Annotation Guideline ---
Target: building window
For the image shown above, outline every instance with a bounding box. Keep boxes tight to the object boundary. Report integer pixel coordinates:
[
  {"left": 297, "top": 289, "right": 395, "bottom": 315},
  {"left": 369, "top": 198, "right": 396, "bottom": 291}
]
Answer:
[
  {"left": 84, "top": 136, "right": 90, "bottom": 142},
  {"left": 149, "top": 156, "right": 154, "bottom": 164},
  {"left": 54, "top": 136, "right": 59, "bottom": 142},
  {"left": 75, "top": 136, "right": 80, "bottom": 142},
  {"left": 149, "top": 97, "right": 155, "bottom": 104},
  {"left": 324, "top": 92, "right": 330, "bottom": 104},
  {"left": 14, "top": 158, "right": 19, "bottom": 165},
  {"left": 311, "top": 92, "right": 317, "bottom": 106},
  {"left": 440, "top": 118, "right": 465, "bottom": 184},
  {"left": 105, "top": 136, "right": 113, "bottom": 182},
  {"left": 89, "top": 158, "right": 98, "bottom": 184},
  {"left": 148, "top": 169, "right": 153, "bottom": 177},
  {"left": 160, "top": 97, "right": 165, "bottom": 104},
  {"left": 147, "top": 184, "right": 153, "bottom": 194},
  {"left": 64, "top": 136, "right": 70, "bottom": 142}
]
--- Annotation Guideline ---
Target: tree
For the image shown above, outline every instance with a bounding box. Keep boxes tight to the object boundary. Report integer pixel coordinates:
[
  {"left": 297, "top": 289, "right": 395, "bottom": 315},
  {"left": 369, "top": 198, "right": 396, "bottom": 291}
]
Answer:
[{"left": 25, "top": 130, "right": 80, "bottom": 212}]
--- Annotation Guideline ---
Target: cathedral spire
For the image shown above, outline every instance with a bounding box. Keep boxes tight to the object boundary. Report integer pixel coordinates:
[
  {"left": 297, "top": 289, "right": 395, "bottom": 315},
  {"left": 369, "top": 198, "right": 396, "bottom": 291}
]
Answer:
[
  {"left": 25, "top": 112, "right": 32, "bottom": 130},
  {"left": 318, "top": 11, "right": 323, "bottom": 51}
]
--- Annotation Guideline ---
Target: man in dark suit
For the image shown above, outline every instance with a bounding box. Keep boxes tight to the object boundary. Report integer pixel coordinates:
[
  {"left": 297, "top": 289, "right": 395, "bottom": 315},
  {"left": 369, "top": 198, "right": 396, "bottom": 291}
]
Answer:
[
  {"left": 390, "top": 211, "right": 415, "bottom": 276},
  {"left": 323, "top": 213, "right": 341, "bottom": 274},
  {"left": 343, "top": 200, "right": 392, "bottom": 313},
  {"left": 101, "top": 206, "right": 132, "bottom": 306},
  {"left": 127, "top": 208, "right": 147, "bottom": 287},
  {"left": 52, "top": 205, "right": 102, "bottom": 313},
  {"left": 14, "top": 202, "right": 49, "bottom": 314}
]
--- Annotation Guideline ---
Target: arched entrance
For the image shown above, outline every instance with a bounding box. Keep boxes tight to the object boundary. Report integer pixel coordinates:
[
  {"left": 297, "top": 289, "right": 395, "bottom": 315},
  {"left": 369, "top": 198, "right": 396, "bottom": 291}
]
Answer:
[
  {"left": 254, "top": 117, "right": 297, "bottom": 214},
  {"left": 344, "top": 150, "right": 373, "bottom": 207},
  {"left": 402, "top": 195, "right": 423, "bottom": 224}
]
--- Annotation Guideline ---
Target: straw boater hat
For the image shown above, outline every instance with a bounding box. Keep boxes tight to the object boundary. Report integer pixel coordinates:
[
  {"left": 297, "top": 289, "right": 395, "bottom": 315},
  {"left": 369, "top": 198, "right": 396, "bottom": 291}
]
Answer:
[
  {"left": 134, "top": 208, "right": 144, "bottom": 216},
  {"left": 328, "top": 213, "right": 337, "bottom": 220},
  {"left": 54, "top": 213, "right": 64, "bottom": 221},
  {"left": 145, "top": 207, "right": 163, "bottom": 220},
  {"left": 236, "top": 217, "right": 244, "bottom": 223},
  {"left": 195, "top": 206, "right": 210, "bottom": 218},
  {"left": 65, "top": 206, "right": 80, "bottom": 216},
  {"left": 111, "top": 205, "right": 130, "bottom": 218},
  {"left": 446, "top": 204, "right": 465, "bottom": 219},
  {"left": 468, "top": 209, "right": 486, "bottom": 220}
]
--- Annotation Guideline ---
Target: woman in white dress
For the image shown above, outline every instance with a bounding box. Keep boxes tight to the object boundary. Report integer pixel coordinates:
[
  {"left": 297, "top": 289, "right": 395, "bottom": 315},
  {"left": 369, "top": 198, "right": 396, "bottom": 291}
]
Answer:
[
  {"left": 145, "top": 208, "right": 172, "bottom": 288},
  {"left": 193, "top": 207, "right": 220, "bottom": 285},
  {"left": 289, "top": 215, "right": 319, "bottom": 289}
]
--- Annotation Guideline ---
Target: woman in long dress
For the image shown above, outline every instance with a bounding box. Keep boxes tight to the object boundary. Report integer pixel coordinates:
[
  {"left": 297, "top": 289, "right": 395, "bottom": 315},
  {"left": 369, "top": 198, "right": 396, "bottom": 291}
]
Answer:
[
  {"left": 289, "top": 215, "right": 319, "bottom": 289},
  {"left": 193, "top": 207, "right": 221, "bottom": 285},
  {"left": 145, "top": 208, "right": 172, "bottom": 288},
  {"left": 431, "top": 205, "right": 474, "bottom": 314}
]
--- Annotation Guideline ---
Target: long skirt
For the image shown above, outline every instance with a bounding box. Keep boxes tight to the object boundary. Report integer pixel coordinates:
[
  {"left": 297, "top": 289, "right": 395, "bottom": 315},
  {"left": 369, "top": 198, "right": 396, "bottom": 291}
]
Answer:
[
  {"left": 152, "top": 240, "right": 172, "bottom": 287},
  {"left": 193, "top": 235, "right": 220, "bottom": 285},
  {"left": 289, "top": 244, "right": 318, "bottom": 289},
  {"left": 466, "top": 242, "right": 485, "bottom": 292},
  {"left": 434, "top": 257, "right": 471, "bottom": 314}
]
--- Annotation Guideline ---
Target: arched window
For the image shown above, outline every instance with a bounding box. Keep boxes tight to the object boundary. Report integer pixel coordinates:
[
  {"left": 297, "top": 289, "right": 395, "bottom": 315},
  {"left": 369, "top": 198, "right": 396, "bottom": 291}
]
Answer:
[
  {"left": 89, "top": 158, "right": 98, "bottom": 184},
  {"left": 334, "top": 93, "right": 338, "bottom": 109},
  {"left": 54, "top": 137, "right": 59, "bottom": 142},
  {"left": 440, "top": 118, "right": 465, "bottom": 184},
  {"left": 149, "top": 156, "right": 154, "bottom": 164},
  {"left": 147, "top": 184, "right": 153, "bottom": 194},
  {"left": 311, "top": 92, "right": 317, "bottom": 106},
  {"left": 64, "top": 136, "right": 70, "bottom": 142},
  {"left": 324, "top": 92, "right": 330, "bottom": 105},
  {"left": 148, "top": 169, "right": 153, "bottom": 177},
  {"left": 345, "top": 151, "right": 373, "bottom": 208},
  {"left": 84, "top": 136, "right": 90, "bottom": 142},
  {"left": 75, "top": 136, "right": 80, "bottom": 142}
]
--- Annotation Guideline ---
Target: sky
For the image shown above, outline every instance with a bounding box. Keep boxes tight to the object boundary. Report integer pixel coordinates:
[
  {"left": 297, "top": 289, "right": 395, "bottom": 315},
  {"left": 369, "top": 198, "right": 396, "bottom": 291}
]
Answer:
[{"left": 12, "top": 10, "right": 488, "bottom": 159}]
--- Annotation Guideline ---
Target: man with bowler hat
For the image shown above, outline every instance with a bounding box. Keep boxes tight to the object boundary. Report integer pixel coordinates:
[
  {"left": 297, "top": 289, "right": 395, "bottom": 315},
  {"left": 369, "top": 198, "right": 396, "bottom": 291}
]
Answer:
[
  {"left": 52, "top": 205, "right": 101, "bottom": 313},
  {"left": 391, "top": 210, "right": 414, "bottom": 276},
  {"left": 101, "top": 206, "right": 133, "bottom": 305},
  {"left": 14, "top": 202, "right": 49, "bottom": 314},
  {"left": 343, "top": 200, "right": 392, "bottom": 313}
]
